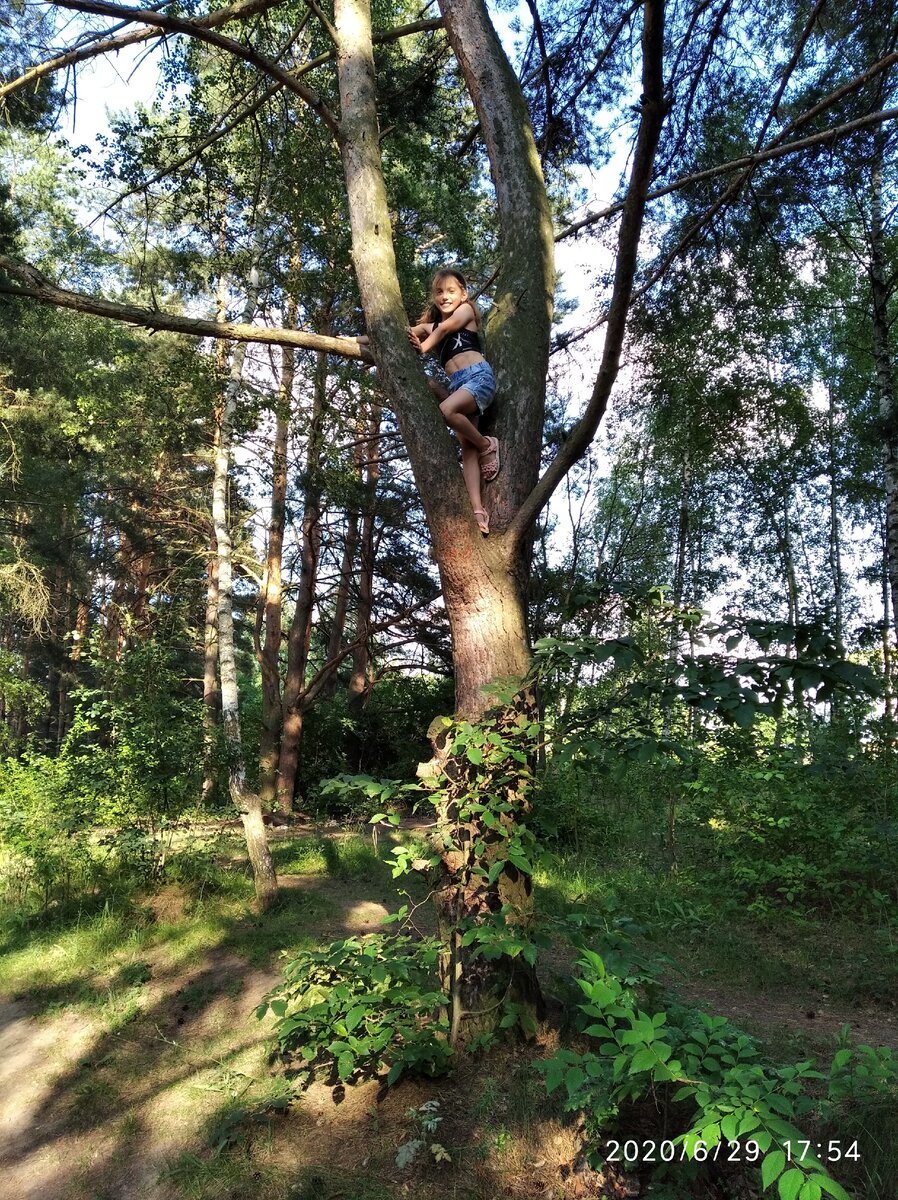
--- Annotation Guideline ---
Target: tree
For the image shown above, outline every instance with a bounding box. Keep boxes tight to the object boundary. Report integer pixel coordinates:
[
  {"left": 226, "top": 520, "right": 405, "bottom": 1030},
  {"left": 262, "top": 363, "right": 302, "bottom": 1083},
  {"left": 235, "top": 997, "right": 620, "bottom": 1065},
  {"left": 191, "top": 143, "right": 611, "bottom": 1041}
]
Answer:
[{"left": 5, "top": 0, "right": 898, "bottom": 1028}]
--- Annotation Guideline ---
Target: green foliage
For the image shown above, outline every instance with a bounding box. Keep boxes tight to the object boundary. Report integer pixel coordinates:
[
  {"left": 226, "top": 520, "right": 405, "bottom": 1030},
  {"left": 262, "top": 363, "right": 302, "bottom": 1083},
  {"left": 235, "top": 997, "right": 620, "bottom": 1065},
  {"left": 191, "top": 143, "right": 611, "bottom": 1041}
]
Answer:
[
  {"left": 257, "top": 933, "right": 452, "bottom": 1087},
  {"left": 0, "top": 752, "right": 102, "bottom": 907},
  {"left": 319, "top": 773, "right": 423, "bottom": 826},
  {"left": 537, "top": 947, "right": 897, "bottom": 1200},
  {"left": 0, "top": 639, "right": 204, "bottom": 907}
]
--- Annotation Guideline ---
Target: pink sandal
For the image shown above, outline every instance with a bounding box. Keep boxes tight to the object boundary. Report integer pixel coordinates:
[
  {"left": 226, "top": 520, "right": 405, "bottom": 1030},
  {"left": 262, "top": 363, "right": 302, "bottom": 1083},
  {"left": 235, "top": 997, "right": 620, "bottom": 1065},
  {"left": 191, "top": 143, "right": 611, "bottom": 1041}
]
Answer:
[
  {"left": 479, "top": 436, "right": 500, "bottom": 481},
  {"left": 473, "top": 508, "right": 490, "bottom": 536}
]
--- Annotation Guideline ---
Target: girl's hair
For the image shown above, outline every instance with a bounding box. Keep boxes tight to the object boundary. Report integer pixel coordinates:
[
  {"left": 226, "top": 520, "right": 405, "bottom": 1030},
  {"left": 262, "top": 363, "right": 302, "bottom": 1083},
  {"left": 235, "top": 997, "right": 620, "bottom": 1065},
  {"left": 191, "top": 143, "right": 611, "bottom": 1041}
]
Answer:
[{"left": 419, "top": 267, "right": 481, "bottom": 327}]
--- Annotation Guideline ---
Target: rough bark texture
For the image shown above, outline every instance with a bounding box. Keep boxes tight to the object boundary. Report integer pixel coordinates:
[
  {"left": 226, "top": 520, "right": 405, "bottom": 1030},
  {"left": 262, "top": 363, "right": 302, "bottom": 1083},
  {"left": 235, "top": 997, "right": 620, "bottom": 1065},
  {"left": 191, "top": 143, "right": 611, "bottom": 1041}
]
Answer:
[
  {"left": 332, "top": 0, "right": 667, "bottom": 1037},
  {"left": 437, "top": 0, "right": 555, "bottom": 527}
]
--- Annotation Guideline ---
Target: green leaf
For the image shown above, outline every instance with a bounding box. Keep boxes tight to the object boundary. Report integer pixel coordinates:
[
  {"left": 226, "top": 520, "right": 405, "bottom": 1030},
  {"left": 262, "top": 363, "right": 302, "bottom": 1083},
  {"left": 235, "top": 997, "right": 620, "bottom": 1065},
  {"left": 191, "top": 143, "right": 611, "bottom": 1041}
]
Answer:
[
  {"left": 565, "top": 1066, "right": 586, "bottom": 1097},
  {"left": 337, "top": 1051, "right": 355, "bottom": 1080},
  {"left": 466, "top": 745, "right": 483, "bottom": 765},
  {"left": 815, "top": 1176, "right": 851, "bottom": 1200},
  {"left": 778, "top": 1169, "right": 805, "bottom": 1200},
  {"left": 798, "top": 1182, "right": 822, "bottom": 1200},
  {"left": 762, "top": 1150, "right": 786, "bottom": 1189},
  {"left": 629, "top": 1047, "right": 656, "bottom": 1074},
  {"left": 344, "top": 1005, "right": 366, "bottom": 1032}
]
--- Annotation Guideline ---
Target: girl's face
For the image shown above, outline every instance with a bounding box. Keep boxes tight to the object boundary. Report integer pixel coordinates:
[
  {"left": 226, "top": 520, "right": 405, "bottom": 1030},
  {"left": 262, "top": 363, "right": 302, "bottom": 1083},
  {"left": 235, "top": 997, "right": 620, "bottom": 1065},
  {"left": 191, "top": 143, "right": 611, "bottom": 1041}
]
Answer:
[{"left": 432, "top": 275, "right": 468, "bottom": 315}]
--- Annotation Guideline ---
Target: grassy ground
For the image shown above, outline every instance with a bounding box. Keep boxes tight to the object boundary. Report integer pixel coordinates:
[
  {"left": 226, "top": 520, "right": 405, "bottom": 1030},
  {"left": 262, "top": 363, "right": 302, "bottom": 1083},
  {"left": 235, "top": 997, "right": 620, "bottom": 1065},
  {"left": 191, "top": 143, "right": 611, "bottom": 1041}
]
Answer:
[{"left": 0, "top": 829, "right": 895, "bottom": 1200}]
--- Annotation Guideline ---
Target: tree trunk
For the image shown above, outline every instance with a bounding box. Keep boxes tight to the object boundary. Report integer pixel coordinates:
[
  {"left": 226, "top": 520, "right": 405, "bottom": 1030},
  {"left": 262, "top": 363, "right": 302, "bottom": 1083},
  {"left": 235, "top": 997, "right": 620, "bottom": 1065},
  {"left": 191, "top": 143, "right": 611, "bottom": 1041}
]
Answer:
[
  {"left": 333, "top": 0, "right": 665, "bottom": 1036},
  {"left": 201, "top": 529, "right": 222, "bottom": 806},
  {"left": 825, "top": 380, "right": 845, "bottom": 654},
  {"left": 211, "top": 245, "right": 278, "bottom": 907},
  {"left": 346, "top": 401, "right": 381, "bottom": 763},
  {"left": 870, "top": 133, "right": 898, "bottom": 645},
  {"left": 257, "top": 298, "right": 296, "bottom": 808},
  {"left": 323, "top": 412, "right": 366, "bottom": 693},
  {"left": 275, "top": 349, "right": 328, "bottom": 812}
]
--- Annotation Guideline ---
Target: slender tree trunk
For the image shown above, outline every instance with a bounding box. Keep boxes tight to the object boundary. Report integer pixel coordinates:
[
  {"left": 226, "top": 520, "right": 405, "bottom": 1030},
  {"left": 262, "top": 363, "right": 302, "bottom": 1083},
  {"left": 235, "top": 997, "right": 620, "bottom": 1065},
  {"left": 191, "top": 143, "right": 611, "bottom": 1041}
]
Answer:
[
  {"left": 257, "top": 297, "right": 296, "bottom": 807},
  {"left": 346, "top": 402, "right": 381, "bottom": 767},
  {"left": 211, "top": 247, "right": 278, "bottom": 907},
  {"left": 275, "top": 349, "right": 328, "bottom": 812},
  {"left": 323, "top": 409, "right": 366, "bottom": 691},
  {"left": 870, "top": 133, "right": 898, "bottom": 645},
  {"left": 201, "top": 530, "right": 222, "bottom": 806},
  {"left": 826, "top": 382, "right": 845, "bottom": 654},
  {"left": 662, "top": 455, "right": 690, "bottom": 739}
]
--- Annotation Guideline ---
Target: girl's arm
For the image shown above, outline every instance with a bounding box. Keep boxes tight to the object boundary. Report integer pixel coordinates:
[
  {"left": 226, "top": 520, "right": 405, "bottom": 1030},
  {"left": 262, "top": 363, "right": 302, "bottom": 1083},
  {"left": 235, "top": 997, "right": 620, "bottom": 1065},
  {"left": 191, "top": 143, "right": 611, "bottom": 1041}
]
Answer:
[{"left": 417, "top": 303, "right": 476, "bottom": 356}]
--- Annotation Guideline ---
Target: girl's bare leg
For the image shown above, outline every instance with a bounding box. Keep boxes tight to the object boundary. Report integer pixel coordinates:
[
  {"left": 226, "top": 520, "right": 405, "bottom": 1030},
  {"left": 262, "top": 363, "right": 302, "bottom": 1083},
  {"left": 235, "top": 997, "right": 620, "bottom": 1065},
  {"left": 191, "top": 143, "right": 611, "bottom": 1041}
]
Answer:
[
  {"left": 460, "top": 437, "right": 488, "bottom": 530},
  {"left": 440, "top": 389, "right": 490, "bottom": 533},
  {"left": 439, "top": 389, "right": 490, "bottom": 453}
]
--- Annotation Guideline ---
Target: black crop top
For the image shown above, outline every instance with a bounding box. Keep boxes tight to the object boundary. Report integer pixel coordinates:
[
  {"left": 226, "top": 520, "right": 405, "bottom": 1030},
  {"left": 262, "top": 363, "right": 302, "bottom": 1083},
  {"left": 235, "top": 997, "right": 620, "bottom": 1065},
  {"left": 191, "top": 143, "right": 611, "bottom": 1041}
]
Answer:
[{"left": 437, "top": 326, "right": 482, "bottom": 367}]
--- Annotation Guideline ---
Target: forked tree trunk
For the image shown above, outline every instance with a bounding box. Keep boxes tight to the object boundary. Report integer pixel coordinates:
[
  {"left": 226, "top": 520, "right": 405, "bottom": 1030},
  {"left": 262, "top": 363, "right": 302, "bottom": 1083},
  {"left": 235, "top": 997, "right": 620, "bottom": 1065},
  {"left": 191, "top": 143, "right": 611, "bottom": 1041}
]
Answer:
[{"left": 333, "top": 0, "right": 666, "bottom": 1036}]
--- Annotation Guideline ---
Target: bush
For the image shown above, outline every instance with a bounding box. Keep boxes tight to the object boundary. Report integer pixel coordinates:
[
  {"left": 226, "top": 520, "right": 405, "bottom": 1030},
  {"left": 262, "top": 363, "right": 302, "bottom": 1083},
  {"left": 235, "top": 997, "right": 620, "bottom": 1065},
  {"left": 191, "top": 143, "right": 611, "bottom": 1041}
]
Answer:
[
  {"left": 0, "top": 753, "right": 103, "bottom": 907},
  {"left": 257, "top": 933, "right": 452, "bottom": 1086},
  {"left": 0, "top": 640, "right": 204, "bottom": 907}
]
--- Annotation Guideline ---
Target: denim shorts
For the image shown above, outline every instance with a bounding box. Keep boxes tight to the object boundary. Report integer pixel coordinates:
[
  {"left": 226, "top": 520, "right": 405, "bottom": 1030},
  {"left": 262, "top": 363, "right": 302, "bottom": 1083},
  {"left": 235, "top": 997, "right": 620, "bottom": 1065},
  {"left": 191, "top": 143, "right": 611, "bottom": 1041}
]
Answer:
[{"left": 449, "top": 361, "right": 496, "bottom": 414}]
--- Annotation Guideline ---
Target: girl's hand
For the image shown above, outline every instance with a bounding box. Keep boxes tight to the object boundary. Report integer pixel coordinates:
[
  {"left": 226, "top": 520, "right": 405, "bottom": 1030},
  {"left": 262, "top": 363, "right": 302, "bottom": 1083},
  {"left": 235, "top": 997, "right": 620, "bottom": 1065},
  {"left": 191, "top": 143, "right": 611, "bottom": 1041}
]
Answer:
[{"left": 407, "top": 328, "right": 423, "bottom": 352}]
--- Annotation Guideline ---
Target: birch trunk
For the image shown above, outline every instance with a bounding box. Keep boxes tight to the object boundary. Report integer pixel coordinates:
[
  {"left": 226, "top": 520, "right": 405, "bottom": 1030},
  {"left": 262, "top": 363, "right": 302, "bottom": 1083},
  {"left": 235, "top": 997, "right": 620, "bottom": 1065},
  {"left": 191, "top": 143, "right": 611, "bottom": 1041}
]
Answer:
[{"left": 211, "top": 254, "right": 277, "bottom": 907}]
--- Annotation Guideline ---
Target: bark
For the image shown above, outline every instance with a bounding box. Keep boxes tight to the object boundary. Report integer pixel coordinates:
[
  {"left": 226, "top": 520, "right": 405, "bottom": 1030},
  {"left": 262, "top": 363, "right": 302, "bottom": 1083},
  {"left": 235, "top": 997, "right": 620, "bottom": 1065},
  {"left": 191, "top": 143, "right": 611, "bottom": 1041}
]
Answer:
[
  {"left": 870, "top": 134, "right": 898, "bottom": 646},
  {"left": 323, "top": 414, "right": 366, "bottom": 689},
  {"left": 211, "top": 250, "right": 278, "bottom": 907},
  {"left": 0, "top": 255, "right": 371, "bottom": 359},
  {"left": 826, "top": 383, "right": 845, "bottom": 655},
  {"left": 346, "top": 403, "right": 382, "bottom": 765},
  {"left": 257, "top": 304, "right": 296, "bottom": 808},
  {"left": 201, "top": 536, "right": 222, "bottom": 806},
  {"left": 275, "top": 350, "right": 329, "bottom": 812},
  {"left": 662, "top": 455, "right": 691, "bottom": 739},
  {"left": 333, "top": 0, "right": 666, "bottom": 1036}
]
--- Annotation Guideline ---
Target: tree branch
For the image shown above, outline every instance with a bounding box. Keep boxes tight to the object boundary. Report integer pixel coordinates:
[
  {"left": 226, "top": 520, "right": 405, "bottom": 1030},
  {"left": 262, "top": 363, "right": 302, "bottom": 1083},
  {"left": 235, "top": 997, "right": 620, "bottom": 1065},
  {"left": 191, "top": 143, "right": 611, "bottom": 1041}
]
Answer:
[
  {"left": 553, "top": 101, "right": 898, "bottom": 354},
  {"left": 0, "top": 0, "right": 285, "bottom": 103},
  {"left": 558, "top": 49, "right": 898, "bottom": 240},
  {"left": 0, "top": 254, "right": 373, "bottom": 359},
  {"left": 508, "top": 0, "right": 667, "bottom": 547},
  {"left": 47, "top": 0, "right": 342, "bottom": 138}
]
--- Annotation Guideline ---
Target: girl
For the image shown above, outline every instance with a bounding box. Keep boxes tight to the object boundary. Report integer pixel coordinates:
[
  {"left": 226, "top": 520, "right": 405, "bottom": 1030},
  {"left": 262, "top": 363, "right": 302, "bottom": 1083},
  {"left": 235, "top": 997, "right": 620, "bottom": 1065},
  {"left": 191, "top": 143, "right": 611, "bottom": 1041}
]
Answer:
[{"left": 407, "top": 268, "right": 500, "bottom": 536}]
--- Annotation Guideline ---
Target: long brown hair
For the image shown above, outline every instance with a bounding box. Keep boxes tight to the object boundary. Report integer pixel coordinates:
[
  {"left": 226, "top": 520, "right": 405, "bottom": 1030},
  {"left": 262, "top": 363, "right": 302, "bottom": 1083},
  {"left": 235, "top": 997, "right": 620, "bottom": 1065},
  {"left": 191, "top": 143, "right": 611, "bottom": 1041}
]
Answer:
[{"left": 418, "top": 267, "right": 481, "bottom": 327}]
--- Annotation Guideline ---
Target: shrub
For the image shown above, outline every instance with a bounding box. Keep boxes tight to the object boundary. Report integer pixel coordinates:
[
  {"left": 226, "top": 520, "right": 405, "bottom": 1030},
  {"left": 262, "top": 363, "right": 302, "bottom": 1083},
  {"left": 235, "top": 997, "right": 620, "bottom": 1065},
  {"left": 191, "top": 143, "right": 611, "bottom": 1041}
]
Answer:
[{"left": 257, "top": 933, "right": 452, "bottom": 1086}]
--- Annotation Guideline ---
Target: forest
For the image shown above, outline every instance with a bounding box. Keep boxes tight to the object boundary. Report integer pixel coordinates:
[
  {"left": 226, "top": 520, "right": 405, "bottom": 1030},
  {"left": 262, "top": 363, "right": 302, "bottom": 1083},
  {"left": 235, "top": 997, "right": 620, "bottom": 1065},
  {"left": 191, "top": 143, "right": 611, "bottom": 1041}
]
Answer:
[{"left": 0, "top": 0, "right": 896, "bottom": 1197}]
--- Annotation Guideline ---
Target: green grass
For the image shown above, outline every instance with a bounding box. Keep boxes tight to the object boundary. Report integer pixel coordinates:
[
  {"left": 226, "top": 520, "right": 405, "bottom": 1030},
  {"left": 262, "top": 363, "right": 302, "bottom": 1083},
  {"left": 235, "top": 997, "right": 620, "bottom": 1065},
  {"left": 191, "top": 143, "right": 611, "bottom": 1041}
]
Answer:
[
  {"left": 2, "top": 820, "right": 896, "bottom": 1200},
  {"left": 535, "top": 850, "right": 898, "bottom": 1005}
]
